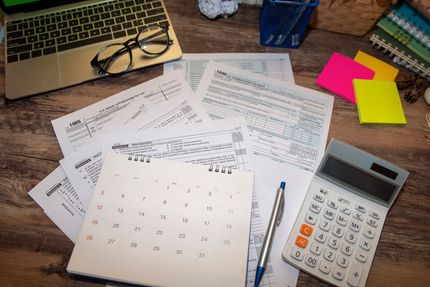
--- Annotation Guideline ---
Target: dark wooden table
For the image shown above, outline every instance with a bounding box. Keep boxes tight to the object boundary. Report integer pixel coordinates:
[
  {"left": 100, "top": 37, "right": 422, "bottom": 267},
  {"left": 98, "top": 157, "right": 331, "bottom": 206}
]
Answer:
[{"left": 1, "top": 1, "right": 429, "bottom": 286}]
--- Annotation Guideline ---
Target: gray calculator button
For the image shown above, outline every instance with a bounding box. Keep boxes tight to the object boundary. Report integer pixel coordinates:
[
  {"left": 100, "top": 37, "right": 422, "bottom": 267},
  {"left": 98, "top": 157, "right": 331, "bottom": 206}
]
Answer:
[
  {"left": 305, "top": 212, "right": 317, "bottom": 225},
  {"left": 315, "top": 230, "right": 328, "bottom": 243},
  {"left": 332, "top": 225, "right": 344, "bottom": 238},
  {"left": 363, "top": 225, "right": 375, "bottom": 239},
  {"left": 352, "top": 211, "right": 364, "bottom": 221},
  {"left": 332, "top": 267, "right": 345, "bottom": 280},
  {"left": 355, "top": 204, "right": 366, "bottom": 213},
  {"left": 328, "top": 237, "right": 340, "bottom": 250},
  {"left": 323, "top": 248, "right": 336, "bottom": 262},
  {"left": 336, "top": 254, "right": 349, "bottom": 268},
  {"left": 340, "top": 206, "right": 351, "bottom": 215},
  {"left": 319, "top": 219, "right": 332, "bottom": 232},
  {"left": 355, "top": 249, "right": 368, "bottom": 263},
  {"left": 319, "top": 260, "right": 331, "bottom": 274},
  {"left": 347, "top": 262, "right": 364, "bottom": 287},
  {"left": 338, "top": 196, "right": 350, "bottom": 205},
  {"left": 359, "top": 238, "right": 372, "bottom": 251},
  {"left": 327, "top": 200, "right": 338, "bottom": 209},
  {"left": 291, "top": 247, "right": 305, "bottom": 261},
  {"left": 305, "top": 254, "right": 319, "bottom": 268},
  {"left": 336, "top": 214, "right": 348, "bottom": 226},
  {"left": 369, "top": 210, "right": 380, "bottom": 220},
  {"left": 345, "top": 231, "right": 357, "bottom": 244},
  {"left": 348, "top": 219, "right": 361, "bottom": 233},
  {"left": 323, "top": 208, "right": 335, "bottom": 220},
  {"left": 310, "top": 242, "right": 323, "bottom": 255},
  {"left": 313, "top": 193, "right": 325, "bottom": 202},
  {"left": 367, "top": 218, "right": 378, "bottom": 228},
  {"left": 319, "top": 188, "right": 328, "bottom": 195},
  {"left": 341, "top": 243, "right": 353, "bottom": 256},
  {"left": 309, "top": 202, "right": 322, "bottom": 214}
]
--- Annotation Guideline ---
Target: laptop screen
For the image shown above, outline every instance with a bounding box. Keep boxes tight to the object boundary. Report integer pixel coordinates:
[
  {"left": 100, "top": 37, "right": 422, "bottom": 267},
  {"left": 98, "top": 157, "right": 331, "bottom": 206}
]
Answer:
[{"left": 1, "top": 0, "right": 81, "bottom": 14}]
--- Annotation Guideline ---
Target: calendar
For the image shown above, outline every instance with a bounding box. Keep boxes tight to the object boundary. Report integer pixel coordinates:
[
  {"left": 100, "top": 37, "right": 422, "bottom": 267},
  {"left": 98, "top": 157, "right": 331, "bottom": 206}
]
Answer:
[{"left": 67, "top": 152, "right": 254, "bottom": 287}]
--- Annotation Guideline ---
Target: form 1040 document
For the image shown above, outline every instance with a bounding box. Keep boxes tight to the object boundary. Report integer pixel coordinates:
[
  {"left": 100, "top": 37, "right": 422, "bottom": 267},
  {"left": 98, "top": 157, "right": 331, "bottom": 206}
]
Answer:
[{"left": 195, "top": 61, "right": 334, "bottom": 287}]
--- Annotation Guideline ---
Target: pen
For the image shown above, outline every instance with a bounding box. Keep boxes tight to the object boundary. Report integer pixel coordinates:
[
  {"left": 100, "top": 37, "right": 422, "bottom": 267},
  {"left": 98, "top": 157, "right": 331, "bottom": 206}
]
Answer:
[{"left": 254, "top": 181, "right": 286, "bottom": 287}]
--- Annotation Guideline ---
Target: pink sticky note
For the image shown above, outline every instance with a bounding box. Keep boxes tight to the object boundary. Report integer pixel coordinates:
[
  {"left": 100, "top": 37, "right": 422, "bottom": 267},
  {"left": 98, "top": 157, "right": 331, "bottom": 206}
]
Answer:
[{"left": 316, "top": 52, "right": 375, "bottom": 104}]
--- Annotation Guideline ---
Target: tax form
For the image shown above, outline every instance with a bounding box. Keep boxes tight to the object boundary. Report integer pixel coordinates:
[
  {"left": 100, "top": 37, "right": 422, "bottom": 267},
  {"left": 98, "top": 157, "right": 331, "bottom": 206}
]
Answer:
[
  {"left": 52, "top": 72, "right": 190, "bottom": 156},
  {"left": 31, "top": 73, "right": 205, "bottom": 242},
  {"left": 31, "top": 120, "right": 257, "bottom": 244},
  {"left": 28, "top": 166, "right": 84, "bottom": 242},
  {"left": 194, "top": 62, "right": 334, "bottom": 287},
  {"left": 60, "top": 96, "right": 210, "bottom": 207},
  {"left": 102, "top": 119, "right": 252, "bottom": 170},
  {"left": 163, "top": 53, "right": 295, "bottom": 92},
  {"left": 196, "top": 61, "right": 334, "bottom": 172}
]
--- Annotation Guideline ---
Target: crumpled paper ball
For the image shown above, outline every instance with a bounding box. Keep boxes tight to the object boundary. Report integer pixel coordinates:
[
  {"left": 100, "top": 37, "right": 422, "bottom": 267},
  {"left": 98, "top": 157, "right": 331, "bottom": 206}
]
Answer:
[{"left": 198, "top": 0, "right": 239, "bottom": 19}]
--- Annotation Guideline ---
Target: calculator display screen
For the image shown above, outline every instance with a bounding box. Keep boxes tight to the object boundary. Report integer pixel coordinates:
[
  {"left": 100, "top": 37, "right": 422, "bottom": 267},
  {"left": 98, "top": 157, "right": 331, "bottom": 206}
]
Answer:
[{"left": 321, "top": 156, "right": 397, "bottom": 203}]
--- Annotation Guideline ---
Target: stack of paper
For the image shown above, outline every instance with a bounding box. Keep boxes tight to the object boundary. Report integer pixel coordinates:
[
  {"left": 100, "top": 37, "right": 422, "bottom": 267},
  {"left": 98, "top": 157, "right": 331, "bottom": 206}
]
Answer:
[{"left": 28, "top": 53, "right": 335, "bottom": 287}]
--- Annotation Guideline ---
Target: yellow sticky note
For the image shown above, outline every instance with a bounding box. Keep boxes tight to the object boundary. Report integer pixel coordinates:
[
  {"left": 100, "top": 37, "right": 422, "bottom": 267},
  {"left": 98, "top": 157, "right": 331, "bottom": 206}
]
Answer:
[
  {"left": 354, "top": 51, "right": 399, "bottom": 81},
  {"left": 353, "top": 79, "right": 407, "bottom": 124}
]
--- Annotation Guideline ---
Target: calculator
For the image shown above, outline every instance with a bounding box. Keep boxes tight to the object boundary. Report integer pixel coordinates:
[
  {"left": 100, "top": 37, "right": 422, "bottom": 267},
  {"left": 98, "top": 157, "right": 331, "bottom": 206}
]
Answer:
[{"left": 282, "top": 138, "right": 409, "bottom": 287}]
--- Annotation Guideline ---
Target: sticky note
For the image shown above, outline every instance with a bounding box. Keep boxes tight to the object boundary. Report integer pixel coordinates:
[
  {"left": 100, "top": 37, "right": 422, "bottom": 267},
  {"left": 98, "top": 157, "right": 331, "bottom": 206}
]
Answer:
[
  {"left": 316, "top": 52, "right": 375, "bottom": 104},
  {"left": 354, "top": 50, "right": 399, "bottom": 81},
  {"left": 353, "top": 79, "right": 407, "bottom": 124}
]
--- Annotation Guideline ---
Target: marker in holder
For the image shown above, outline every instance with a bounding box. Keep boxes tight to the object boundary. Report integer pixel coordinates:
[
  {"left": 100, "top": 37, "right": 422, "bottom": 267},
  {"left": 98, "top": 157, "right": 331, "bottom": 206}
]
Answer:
[{"left": 259, "top": 0, "right": 319, "bottom": 48}]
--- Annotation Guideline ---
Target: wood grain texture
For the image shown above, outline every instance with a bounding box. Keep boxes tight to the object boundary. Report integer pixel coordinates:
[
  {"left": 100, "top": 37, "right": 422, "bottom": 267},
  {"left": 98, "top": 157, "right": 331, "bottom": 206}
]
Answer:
[{"left": 0, "top": 1, "right": 429, "bottom": 286}]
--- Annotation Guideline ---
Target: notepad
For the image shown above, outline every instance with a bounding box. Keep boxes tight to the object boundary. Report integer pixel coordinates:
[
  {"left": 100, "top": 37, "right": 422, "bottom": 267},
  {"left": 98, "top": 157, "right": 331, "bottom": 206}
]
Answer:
[
  {"left": 316, "top": 52, "right": 375, "bottom": 104},
  {"left": 353, "top": 79, "right": 407, "bottom": 124},
  {"left": 67, "top": 152, "right": 254, "bottom": 287},
  {"left": 354, "top": 50, "right": 399, "bottom": 81}
]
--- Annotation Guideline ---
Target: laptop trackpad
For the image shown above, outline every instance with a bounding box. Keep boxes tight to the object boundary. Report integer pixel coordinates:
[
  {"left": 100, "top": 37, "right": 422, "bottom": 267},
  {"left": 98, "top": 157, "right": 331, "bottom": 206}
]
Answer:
[
  {"left": 6, "top": 55, "right": 61, "bottom": 99},
  {"left": 58, "top": 44, "right": 106, "bottom": 86}
]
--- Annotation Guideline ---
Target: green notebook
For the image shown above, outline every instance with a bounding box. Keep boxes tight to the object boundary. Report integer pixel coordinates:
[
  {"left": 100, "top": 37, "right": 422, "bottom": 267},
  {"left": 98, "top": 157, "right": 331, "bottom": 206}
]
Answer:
[
  {"left": 370, "top": 28, "right": 430, "bottom": 80},
  {"left": 377, "top": 17, "right": 430, "bottom": 63},
  {"left": 353, "top": 79, "right": 406, "bottom": 124}
]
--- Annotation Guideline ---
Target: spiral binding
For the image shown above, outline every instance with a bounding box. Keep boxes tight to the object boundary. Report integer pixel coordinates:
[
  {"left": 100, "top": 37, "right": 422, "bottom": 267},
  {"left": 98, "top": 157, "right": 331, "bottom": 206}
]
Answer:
[
  {"left": 126, "top": 155, "right": 231, "bottom": 173},
  {"left": 208, "top": 163, "right": 232, "bottom": 174},
  {"left": 127, "top": 154, "right": 151, "bottom": 163}
]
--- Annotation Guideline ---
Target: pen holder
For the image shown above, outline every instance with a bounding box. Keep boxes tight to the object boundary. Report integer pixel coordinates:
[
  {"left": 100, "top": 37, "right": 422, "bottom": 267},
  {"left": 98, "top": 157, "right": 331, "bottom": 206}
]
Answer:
[{"left": 259, "top": 0, "right": 319, "bottom": 48}]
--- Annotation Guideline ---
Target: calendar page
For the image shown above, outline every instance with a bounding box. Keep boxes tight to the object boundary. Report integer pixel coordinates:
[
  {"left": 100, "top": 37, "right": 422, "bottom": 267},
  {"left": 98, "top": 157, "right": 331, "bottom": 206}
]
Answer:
[{"left": 67, "top": 152, "right": 254, "bottom": 287}]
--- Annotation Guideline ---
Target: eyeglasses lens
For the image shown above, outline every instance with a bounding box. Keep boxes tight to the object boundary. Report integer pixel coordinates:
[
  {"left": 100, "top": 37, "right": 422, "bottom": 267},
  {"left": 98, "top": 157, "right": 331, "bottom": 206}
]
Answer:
[
  {"left": 137, "top": 26, "right": 170, "bottom": 55},
  {"left": 97, "top": 43, "right": 132, "bottom": 74}
]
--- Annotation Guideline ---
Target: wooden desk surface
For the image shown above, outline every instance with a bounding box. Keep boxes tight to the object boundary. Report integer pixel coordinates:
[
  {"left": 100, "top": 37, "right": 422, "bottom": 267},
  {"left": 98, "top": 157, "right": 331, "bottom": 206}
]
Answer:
[{"left": 1, "top": 1, "right": 429, "bottom": 286}]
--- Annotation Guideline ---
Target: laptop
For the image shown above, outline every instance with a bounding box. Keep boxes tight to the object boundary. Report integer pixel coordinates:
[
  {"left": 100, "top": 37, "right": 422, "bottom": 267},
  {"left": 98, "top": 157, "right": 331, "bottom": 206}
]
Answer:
[{"left": 1, "top": 0, "right": 182, "bottom": 100}]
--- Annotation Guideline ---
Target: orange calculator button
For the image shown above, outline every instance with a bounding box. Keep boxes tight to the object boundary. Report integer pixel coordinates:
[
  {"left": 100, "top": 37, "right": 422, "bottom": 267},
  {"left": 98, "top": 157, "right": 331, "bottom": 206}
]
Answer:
[
  {"left": 300, "top": 224, "right": 313, "bottom": 236},
  {"left": 295, "top": 235, "right": 308, "bottom": 248}
]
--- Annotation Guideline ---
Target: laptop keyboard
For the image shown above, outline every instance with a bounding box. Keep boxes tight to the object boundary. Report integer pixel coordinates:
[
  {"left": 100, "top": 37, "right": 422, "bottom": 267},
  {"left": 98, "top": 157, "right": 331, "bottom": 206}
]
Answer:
[{"left": 6, "top": 0, "right": 169, "bottom": 63}]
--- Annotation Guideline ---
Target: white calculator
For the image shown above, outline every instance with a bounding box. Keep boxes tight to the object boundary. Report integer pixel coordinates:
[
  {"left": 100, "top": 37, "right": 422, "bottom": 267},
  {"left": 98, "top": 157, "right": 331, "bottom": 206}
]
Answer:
[{"left": 282, "top": 138, "right": 409, "bottom": 287}]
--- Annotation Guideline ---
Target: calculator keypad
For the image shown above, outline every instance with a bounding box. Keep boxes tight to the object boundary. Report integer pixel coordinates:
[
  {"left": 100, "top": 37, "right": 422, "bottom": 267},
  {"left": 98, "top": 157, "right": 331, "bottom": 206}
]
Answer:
[{"left": 283, "top": 181, "right": 385, "bottom": 287}]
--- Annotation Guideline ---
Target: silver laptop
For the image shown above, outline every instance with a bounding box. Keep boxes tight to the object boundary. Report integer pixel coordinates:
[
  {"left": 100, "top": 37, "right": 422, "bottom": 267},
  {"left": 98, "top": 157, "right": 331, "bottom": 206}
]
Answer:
[{"left": 2, "top": 0, "right": 182, "bottom": 100}]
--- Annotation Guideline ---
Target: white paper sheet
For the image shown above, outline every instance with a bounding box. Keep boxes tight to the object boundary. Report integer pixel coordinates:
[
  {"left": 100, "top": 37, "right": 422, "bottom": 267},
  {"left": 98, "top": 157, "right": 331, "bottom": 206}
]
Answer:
[
  {"left": 163, "top": 53, "right": 295, "bottom": 92},
  {"left": 195, "top": 61, "right": 334, "bottom": 173},
  {"left": 102, "top": 119, "right": 253, "bottom": 170},
  {"left": 194, "top": 62, "right": 334, "bottom": 287},
  {"left": 52, "top": 72, "right": 189, "bottom": 156},
  {"left": 250, "top": 158, "right": 312, "bottom": 287},
  {"left": 60, "top": 94, "right": 211, "bottom": 206},
  {"left": 28, "top": 166, "right": 83, "bottom": 242}
]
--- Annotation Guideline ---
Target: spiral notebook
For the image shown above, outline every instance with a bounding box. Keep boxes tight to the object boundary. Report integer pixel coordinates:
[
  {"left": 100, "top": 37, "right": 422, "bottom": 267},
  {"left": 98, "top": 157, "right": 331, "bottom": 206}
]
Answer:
[{"left": 67, "top": 152, "right": 254, "bottom": 287}]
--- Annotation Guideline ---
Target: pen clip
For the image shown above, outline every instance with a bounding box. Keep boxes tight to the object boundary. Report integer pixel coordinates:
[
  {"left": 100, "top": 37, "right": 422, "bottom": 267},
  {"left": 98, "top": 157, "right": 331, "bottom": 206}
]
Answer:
[{"left": 276, "top": 192, "right": 285, "bottom": 226}]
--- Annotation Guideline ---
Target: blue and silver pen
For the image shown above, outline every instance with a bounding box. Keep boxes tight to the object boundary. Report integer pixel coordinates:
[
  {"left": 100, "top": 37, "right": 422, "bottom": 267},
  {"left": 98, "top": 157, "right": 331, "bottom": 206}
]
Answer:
[{"left": 254, "top": 181, "right": 285, "bottom": 287}]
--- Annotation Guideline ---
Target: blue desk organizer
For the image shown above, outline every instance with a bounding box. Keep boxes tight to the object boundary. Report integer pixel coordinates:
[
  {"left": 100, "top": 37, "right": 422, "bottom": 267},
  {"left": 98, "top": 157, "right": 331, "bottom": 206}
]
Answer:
[{"left": 259, "top": 0, "right": 319, "bottom": 48}]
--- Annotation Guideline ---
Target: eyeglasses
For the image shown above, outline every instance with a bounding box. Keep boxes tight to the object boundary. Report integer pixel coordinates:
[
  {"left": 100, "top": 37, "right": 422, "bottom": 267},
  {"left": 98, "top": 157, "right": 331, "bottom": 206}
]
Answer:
[{"left": 90, "top": 24, "right": 173, "bottom": 76}]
